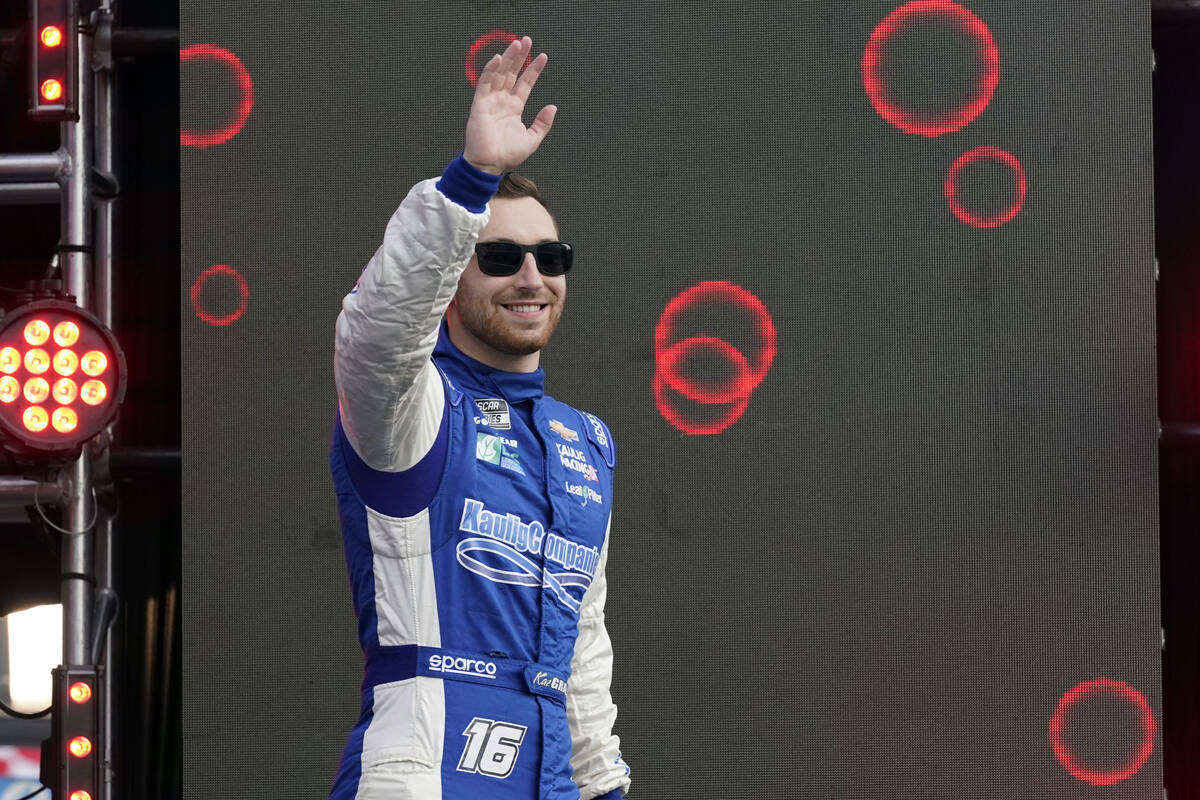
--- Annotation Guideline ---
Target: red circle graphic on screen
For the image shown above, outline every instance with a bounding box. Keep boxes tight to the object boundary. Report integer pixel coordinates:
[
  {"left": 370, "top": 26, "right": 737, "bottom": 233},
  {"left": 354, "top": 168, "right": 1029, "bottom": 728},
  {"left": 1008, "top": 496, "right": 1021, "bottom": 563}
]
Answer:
[
  {"left": 190, "top": 265, "right": 249, "bottom": 326},
  {"left": 653, "top": 281, "right": 776, "bottom": 435},
  {"left": 1049, "top": 677, "right": 1156, "bottom": 786},
  {"left": 861, "top": 0, "right": 999, "bottom": 137},
  {"left": 944, "top": 146, "right": 1026, "bottom": 227},
  {"left": 180, "top": 44, "right": 255, "bottom": 148},
  {"left": 465, "top": 31, "right": 533, "bottom": 87}
]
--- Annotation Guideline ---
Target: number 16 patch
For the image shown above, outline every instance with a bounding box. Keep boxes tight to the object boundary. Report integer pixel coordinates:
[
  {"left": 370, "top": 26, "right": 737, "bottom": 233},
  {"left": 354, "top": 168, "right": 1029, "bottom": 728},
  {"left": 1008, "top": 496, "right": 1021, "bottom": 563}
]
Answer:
[{"left": 457, "top": 717, "right": 528, "bottom": 779}]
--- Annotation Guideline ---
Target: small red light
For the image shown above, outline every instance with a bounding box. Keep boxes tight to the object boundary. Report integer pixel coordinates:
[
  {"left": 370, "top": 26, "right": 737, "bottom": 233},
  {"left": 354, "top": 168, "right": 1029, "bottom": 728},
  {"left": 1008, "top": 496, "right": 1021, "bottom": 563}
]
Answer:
[
  {"left": 40, "top": 79, "right": 64, "bottom": 102},
  {"left": 69, "top": 681, "right": 92, "bottom": 703},
  {"left": 40, "top": 26, "right": 64, "bottom": 48},
  {"left": 25, "top": 348, "right": 50, "bottom": 375},
  {"left": 53, "top": 378, "right": 78, "bottom": 405},
  {"left": 81, "top": 351, "right": 107, "bottom": 377},
  {"left": 0, "top": 347, "right": 19, "bottom": 374},
  {"left": 68, "top": 736, "right": 92, "bottom": 758},
  {"left": 54, "top": 320, "right": 81, "bottom": 347},
  {"left": 54, "top": 349, "right": 79, "bottom": 376},
  {"left": 70, "top": 791, "right": 92, "bottom": 800},
  {"left": 24, "top": 377, "right": 50, "bottom": 404},
  {"left": 23, "top": 406, "right": 49, "bottom": 432},
  {"left": 52, "top": 407, "right": 78, "bottom": 433},
  {"left": 24, "top": 319, "right": 50, "bottom": 345},
  {"left": 81, "top": 380, "right": 107, "bottom": 406},
  {"left": 0, "top": 377, "right": 19, "bottom": 404}
]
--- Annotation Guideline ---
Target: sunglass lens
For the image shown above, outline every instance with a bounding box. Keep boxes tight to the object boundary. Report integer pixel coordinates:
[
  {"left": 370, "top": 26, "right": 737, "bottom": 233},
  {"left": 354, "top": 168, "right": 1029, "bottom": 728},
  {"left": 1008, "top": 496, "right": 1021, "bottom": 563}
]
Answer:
[
  {"left": 536, "top": 243, "right": 572, "bottom": 275},
  {"left": 477, "top": 243, "right": 523, "bottom": 276}
]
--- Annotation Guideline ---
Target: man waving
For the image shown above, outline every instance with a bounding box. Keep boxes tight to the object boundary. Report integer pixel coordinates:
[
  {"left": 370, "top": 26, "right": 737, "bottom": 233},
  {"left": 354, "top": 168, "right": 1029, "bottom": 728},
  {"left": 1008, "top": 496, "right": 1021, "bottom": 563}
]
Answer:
[{"left": 329, "top": 36, "right": 631, "bottom": 800}]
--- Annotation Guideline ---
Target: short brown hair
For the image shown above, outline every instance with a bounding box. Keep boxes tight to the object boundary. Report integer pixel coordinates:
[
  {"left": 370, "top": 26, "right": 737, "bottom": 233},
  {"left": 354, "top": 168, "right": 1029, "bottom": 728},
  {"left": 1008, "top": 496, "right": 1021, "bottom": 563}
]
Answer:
[{"left": 497, "top": 172, "right": 551, "bottom": 217}]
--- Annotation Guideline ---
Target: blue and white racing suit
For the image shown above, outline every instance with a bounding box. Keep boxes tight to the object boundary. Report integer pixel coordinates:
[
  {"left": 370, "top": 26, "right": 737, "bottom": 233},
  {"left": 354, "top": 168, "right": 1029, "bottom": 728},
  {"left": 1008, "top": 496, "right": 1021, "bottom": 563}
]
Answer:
[{"left": 329, "top": 156, "right": 631, "bottom": 800}]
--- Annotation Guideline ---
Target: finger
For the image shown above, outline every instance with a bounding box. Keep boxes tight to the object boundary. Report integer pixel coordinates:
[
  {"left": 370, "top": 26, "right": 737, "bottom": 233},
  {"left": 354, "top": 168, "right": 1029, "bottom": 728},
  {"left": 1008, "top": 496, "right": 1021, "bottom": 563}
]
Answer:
[
  {"left": 499, "top": 36, "right": 530, "bottom": 90},
  {"left": 513, "top": 51, "right": 548, "bottom": 103},
  {"left": 527, "top": 104, "right": 557, "bottom": 143},
  {"left": 476, "top": 52, "right": 503, "bottom": 91}
]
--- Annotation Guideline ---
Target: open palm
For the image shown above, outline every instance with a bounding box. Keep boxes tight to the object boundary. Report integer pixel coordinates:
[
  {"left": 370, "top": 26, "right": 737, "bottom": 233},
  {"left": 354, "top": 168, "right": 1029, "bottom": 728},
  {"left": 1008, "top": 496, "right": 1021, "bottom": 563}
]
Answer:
[{"left": 464, "top": 36, "right": 557, "bottom": 175}]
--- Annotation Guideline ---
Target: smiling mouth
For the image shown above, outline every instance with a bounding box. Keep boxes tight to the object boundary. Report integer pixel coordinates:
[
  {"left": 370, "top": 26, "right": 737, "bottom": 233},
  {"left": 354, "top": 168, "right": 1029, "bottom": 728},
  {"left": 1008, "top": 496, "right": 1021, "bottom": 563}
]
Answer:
[{"left": 502, "top": 303, "right": 547, "bottom": 315}]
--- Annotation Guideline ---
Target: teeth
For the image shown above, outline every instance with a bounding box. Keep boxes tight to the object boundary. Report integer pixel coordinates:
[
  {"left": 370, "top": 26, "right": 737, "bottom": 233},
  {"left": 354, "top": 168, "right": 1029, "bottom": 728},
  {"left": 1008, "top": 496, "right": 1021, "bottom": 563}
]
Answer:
[{"left": 507, "top": 304, "right": 542, "bottom": 313}]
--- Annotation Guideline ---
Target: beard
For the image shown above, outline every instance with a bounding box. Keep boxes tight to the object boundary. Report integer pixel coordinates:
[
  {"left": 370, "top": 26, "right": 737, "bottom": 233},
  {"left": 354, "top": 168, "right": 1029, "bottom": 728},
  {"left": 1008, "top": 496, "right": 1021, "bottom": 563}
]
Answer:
[{"left": 452, "top": 289, "right": 564, "bottom": 357}]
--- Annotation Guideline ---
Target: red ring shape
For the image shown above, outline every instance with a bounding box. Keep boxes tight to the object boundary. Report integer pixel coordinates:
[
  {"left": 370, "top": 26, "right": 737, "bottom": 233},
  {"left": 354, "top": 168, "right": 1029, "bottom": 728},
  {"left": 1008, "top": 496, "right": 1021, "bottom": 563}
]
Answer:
[
  {"left": 1049, "top": 677, "right": 1156, "bottom": 786},
  {"left": 180, "top": 44, "right": 255, "bottom": 148},
  {"left": 944, "top": 145, "right": 1027, "bottom": 228},
  {"left": 465, "top": 31, "right": 533, "bottom": 87},
  {"left": 654, "top": 281, "right": 776, "bottom": 399},
  {"left": 861, "top": 0, "right": 999, "bottom": 138},
  {"left": 653, "top": 371, "right": 751, "bottom": 436},
  {"left": 658, "top": 335, "right": 754, "bottom": 405},
  {"left": 190, "top": 265, "right": 249, "bottom": 326}
]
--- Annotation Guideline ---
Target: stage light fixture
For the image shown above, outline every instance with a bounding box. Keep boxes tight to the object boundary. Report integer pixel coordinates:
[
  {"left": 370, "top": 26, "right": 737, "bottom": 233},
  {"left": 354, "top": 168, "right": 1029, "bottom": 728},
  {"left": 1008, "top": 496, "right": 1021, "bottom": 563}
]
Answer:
[
  {"left": 0, "top": 299, "right": 126, "bottom": 456},
  {"left": 42, "top": 666, "right": 99, "bottom": 800},
  {"left": 29, "top": 0, "right": 77, "bottom": 119}
]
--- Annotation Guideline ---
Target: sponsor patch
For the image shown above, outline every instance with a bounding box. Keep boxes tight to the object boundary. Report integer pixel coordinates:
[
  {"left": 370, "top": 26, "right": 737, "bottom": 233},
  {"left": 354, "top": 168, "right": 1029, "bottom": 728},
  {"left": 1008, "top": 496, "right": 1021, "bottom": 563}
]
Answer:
[
  {"left": 555, "top": 442, "right": 599, "bottom": 482},
  {"left": 564, "top": 481, "right": 603, "bottom": 506},
  {"left": 549, "top": 419, "right": 579, "bottom": 442},
  {"left": 475, "top": 398, "right": 511, "bottom": 430},
  {"left": 583, "top": 412, "right": 609, "bottom": 449},
  {"left": 456, "top": 497, "right": 599, "bottom": 612},
  {"left": 476, "top": 433, "right": 525, "bottom": 475}
]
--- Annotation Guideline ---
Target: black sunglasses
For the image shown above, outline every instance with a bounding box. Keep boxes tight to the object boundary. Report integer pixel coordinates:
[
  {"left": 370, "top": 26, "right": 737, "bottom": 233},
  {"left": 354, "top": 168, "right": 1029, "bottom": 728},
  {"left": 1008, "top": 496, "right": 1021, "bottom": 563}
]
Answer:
[{"left": 474, "top": 241, "right": 573, "bottom": 277}]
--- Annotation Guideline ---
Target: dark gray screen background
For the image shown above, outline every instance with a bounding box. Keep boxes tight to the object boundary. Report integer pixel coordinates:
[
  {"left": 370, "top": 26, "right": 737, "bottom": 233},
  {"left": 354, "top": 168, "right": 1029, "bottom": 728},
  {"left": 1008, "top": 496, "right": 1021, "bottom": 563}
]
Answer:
[{"left": 182, "top": 2, "right": 1160, "bottom": 797}]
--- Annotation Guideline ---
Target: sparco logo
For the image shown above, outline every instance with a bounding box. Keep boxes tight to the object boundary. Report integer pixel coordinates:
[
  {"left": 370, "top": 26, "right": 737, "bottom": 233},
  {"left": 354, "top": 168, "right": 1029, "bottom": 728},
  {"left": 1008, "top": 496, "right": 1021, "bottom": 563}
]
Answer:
[
  {"left": 533, "top": 671, "right": 568, "bottom": 695},
  {"left": 428, "top": 654, "right": 498, "bottom": 679}
]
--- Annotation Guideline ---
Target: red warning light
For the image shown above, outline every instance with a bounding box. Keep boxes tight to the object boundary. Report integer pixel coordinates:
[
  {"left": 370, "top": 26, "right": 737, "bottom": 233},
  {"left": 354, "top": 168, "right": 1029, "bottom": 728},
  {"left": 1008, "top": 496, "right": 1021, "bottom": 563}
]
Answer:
[
  {"left": 68, "top": 736, "right": 92, "bottom": 758},
  {"left": 861, "top": 0, "right": 999, "bottom": 137},
  {"left": 180, "top": 44, "right": 255, "bottom": 148},
  {"left": 40, "top": 79, "right": 64, "bottom": 102},
  {"left": 40, "top": 26, "right": 64, "bottom": 48},
  {"left": 69, "top": 791, "right": 93, "bottom": 800},
  {"left": 69, "top": 681, "right": 92, "bottom": 703},
  {"left": 653, "top": 281, "right": 776, "bottom": 435},
  {"left": 1049, "top": 677, "right": 1155, "bottom": 786}
]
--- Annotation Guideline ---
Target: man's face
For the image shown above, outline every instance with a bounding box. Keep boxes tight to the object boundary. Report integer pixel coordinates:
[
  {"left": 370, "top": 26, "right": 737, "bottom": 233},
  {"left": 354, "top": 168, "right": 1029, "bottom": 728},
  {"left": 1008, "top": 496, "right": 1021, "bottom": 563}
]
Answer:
[{"left": 448, "top": 196, "right": 566, "bottom": 371}]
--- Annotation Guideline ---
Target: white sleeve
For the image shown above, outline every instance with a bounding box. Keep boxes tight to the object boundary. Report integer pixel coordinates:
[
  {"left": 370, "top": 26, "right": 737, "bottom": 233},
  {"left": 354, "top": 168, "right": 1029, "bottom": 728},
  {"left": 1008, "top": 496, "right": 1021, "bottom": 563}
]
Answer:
[
  {"left": 567, "top": 525, "right": 632, "bottom": 799},
  {"left": 334, "top": 178, "right": 489, "bottom": 472}
]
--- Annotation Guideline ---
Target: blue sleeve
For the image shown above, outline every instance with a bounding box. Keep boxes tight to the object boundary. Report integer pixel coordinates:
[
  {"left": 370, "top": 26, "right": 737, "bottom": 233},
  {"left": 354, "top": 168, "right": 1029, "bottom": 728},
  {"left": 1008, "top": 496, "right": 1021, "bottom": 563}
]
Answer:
[
  {"left": 435, "top": 154, "right": 502, "bottom": 213},
  {"left": 332, "top": 409, "right": 448, "bottom": 517}
]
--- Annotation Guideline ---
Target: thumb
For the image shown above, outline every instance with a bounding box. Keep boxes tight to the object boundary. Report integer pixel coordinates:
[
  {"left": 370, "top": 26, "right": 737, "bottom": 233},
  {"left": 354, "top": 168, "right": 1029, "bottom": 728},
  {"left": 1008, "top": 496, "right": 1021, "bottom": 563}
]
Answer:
[{"left": 527, "top": 104, "right": 558, "bottom": 144}]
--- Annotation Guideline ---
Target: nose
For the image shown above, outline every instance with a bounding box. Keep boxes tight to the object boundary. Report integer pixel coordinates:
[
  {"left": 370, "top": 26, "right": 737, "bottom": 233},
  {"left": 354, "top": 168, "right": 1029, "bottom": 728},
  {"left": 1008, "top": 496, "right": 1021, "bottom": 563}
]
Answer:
[{"left": 511, "top": 252, "right": 545, "bottom": 289}]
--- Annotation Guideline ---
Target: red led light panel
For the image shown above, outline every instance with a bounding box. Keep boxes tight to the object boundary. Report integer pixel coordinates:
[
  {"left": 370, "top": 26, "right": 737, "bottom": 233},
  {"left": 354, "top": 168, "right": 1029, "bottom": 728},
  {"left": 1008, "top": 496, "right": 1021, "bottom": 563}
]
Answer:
[{"left": 0, "top": 300, "right": 126, "bottom": 454}]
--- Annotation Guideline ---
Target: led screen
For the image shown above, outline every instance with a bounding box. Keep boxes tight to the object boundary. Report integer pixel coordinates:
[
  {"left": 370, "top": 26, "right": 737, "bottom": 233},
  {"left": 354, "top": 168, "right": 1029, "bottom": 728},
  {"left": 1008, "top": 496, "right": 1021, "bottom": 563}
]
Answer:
[{"left": 182, "top": 2, "right": 1159, "bottom": 797}]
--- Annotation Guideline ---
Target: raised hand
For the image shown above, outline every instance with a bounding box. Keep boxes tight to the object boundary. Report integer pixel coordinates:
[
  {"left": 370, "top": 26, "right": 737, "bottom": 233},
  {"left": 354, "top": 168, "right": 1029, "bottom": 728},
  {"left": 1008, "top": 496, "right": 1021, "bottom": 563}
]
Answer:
[{"left": 463, "top": 36, "right": 557, "bottom": 175}]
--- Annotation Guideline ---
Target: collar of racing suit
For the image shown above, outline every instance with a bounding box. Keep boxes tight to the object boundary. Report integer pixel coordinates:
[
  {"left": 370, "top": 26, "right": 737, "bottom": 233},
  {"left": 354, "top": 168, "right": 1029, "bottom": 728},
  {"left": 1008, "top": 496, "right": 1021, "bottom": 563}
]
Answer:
[{"left": 433, "top": 320, "right": 546, "bottom": 405}]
